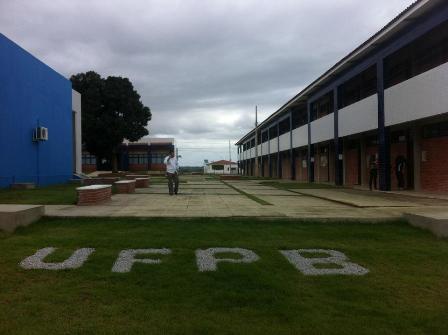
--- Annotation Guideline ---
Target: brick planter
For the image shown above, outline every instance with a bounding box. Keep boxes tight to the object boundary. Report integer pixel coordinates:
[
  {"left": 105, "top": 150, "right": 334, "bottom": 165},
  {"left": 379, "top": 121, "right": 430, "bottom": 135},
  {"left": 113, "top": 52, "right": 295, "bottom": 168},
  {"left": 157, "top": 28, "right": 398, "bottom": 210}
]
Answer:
[
  {"left": 114, "top": 180, "right": 136, "bottom": 194},
  {"left": 125, "top": 174, "right": 149, "bottom": 180},
  {"left": 135, "top": 177, "right": 150, "bottom": 188},
  {"left": 82, "top": 177, "right": 120, "bottom": 186},
  {"left": 76, "top": 185, "right": 112, "bottom": 206}
]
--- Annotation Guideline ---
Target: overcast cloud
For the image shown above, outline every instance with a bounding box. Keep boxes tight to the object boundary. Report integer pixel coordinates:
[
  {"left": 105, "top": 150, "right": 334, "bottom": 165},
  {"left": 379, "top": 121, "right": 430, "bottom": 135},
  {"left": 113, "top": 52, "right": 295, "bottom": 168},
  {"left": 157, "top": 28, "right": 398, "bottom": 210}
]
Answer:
[{"left": 0, "top": 0, "right": 415, "bottom": 165}]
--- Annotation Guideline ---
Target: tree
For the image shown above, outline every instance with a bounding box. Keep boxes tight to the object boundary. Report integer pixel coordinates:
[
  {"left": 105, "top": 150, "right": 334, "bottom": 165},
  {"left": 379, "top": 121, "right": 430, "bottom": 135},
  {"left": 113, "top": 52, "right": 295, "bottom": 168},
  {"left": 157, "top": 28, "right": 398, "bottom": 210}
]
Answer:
[{"left": 71, "top": 71, "right": 152, "bottom": 172}]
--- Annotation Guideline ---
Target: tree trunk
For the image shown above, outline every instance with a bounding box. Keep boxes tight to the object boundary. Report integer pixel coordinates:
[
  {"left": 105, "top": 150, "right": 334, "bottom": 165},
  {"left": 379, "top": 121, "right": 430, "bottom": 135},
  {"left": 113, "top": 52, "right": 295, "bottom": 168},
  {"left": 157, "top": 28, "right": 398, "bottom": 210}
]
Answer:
[{"left": 112, "top": 148, "right": 118, "bottom": 173}]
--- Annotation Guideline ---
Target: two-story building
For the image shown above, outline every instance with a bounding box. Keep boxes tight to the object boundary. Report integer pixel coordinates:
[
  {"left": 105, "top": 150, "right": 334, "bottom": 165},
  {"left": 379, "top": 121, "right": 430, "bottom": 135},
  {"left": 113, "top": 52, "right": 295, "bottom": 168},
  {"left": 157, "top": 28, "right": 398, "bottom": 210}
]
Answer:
[{"left": 237, "top": 0, "right": 448, "bottom": 193}]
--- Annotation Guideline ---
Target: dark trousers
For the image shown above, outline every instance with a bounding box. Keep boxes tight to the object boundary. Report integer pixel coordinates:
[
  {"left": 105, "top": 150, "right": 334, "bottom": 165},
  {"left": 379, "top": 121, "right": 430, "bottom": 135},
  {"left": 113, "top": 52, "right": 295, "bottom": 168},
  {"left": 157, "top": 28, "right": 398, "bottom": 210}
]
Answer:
[
  {"left": 369, "top": 170, "right": 377, "bottom": 190},
  {"left": 167, "top": 172, "right": 179, "bottom": 195},
  {"left": 396, "top": 171, "right": 405, "bottom": 189}
]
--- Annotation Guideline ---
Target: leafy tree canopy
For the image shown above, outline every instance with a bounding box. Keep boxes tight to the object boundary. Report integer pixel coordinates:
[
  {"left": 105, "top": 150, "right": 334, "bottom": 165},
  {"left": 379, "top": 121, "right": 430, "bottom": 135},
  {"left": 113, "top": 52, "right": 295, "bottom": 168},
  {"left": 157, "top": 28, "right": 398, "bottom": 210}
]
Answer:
[{"left": 70, "top": 71, "right": 151, "bottom": 170}]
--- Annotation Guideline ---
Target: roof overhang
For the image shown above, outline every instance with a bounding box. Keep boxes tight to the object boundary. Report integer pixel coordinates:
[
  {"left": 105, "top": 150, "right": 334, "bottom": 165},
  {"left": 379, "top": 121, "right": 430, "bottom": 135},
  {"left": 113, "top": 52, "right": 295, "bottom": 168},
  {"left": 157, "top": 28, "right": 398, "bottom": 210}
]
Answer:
[{"left": 236, "top": 0, "right": 441, "bottom": 145}]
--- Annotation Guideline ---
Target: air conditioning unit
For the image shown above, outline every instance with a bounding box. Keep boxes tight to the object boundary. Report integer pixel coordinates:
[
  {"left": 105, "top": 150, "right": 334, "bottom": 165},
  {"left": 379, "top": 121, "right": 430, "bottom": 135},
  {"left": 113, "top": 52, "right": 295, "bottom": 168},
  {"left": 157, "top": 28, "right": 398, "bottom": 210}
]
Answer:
[{"left": 33, "top": 127, "right": 48, "bottom": 141}]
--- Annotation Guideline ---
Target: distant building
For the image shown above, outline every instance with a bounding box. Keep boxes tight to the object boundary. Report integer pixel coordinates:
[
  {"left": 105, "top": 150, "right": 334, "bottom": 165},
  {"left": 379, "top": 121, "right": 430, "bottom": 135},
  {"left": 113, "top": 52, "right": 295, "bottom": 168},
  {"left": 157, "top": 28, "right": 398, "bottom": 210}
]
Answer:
[
  {"left": 204, "top": 160, "right": 238, "bottom": 174},
  {"left": 236, "top": 0, "right": 448, "bottom": 193},
  {"left": 82, "top": 138, "right": 175, "bottom": 173},
  {"left": 0, "top": 33, "right": 82, "bottom": 187}
]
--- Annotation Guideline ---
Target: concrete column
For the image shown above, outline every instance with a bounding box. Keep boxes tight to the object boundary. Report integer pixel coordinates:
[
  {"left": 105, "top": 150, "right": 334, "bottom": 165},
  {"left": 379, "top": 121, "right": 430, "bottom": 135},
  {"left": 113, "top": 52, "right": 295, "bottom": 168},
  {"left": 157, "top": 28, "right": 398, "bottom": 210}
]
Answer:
[
  {"left": 360, "top": 137, "right": 367, "bottom": 186},
  {"left": 333, "top": 88, "right": 343, "bottom": 186},
  {"left": 307, "top": 102, "right": 314, "bottom": 183},
  {"left": 342, "top": 140, "right": 347, "bottom": 185},
  {"left": 377, "top": 60, "right": 391, "bottom": 191},
  {"left": 315, "top": 144, "right": 320, "bottom": 183},
  {"left": 268, "top": 128, "right": 272, "bottom": 178},
  {"left": 412, "top": 125, "right": 421, "bottom": 191},
  {"left": 289, "top": 114, "right": 295, "bottom": 180},
  {"left": 72, "top": 90, "right": 82, "bottom": 175},
  {"left": 277, "top": 122, "right": 281, "bottom": 179}
]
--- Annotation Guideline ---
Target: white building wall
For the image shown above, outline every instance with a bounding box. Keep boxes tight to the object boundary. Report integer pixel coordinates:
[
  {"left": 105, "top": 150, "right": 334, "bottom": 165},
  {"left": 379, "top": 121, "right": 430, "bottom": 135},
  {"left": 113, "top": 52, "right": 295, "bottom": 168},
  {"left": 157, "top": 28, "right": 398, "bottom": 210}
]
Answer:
[
  {"left": 262, "top": 142, "right": 269, "bottom": 155},
  {"left": 72, "top": 90, "right": 82, "bottom": 174},
  {"left": 269, "top": 138, "right": 278, "bottom": 154},
  {"left": 385, "top": 62, "right": 448, "bottom": 126},
  {"left": 292, "top": 125, "right": 308, "bottom": 148},
  {"left": 249, "top": 147, "right": 255, "bottom": 158},
  {"left": 310, "top": 113, "right": 334, "bottom": 144},
  {"left": 257, "top": 144, "right": 262, "bottom": 156},
  {"left": 279, "top": 133, "right": 290, "bottom": 151},
  {"left": 338, "top": 94, "right": 378, "bottom": 137}
]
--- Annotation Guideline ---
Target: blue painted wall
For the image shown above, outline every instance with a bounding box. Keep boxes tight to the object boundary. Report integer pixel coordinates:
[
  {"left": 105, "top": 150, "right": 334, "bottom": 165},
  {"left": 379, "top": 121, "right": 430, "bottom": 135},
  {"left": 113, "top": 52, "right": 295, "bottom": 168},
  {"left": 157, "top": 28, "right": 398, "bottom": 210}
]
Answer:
[{"left": 0, "top": 34, "right": 73, "bottom": 187}]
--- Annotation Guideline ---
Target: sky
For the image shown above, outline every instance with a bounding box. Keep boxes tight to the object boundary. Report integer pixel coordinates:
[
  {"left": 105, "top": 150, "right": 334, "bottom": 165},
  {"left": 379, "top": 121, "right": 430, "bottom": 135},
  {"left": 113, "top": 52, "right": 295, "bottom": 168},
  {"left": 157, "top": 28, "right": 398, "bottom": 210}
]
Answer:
[{"left": 0, "top": 0, "right": 415, "bottom": 166}]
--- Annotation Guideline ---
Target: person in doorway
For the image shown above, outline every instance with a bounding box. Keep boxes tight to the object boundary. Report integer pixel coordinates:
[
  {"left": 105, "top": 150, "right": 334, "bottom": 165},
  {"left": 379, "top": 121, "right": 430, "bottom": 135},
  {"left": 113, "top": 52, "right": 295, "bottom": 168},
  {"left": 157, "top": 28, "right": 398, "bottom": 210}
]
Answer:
[
  {"left": 368, "top": 155, "right": 378, "bottom": 191},
  {"left": 164, "top": 150, "right": 179, "bottom": 195},
  {"left": 395, "top": 155, "right": 406, "bottom": 190}
]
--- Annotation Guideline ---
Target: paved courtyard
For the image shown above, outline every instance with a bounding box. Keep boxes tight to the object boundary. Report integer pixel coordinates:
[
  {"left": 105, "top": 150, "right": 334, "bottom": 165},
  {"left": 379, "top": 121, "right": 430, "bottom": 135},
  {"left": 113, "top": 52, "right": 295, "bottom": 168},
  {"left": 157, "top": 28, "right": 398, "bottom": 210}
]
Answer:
[{"left": 45, "top": 176, "right": 448, "bottom": 220}]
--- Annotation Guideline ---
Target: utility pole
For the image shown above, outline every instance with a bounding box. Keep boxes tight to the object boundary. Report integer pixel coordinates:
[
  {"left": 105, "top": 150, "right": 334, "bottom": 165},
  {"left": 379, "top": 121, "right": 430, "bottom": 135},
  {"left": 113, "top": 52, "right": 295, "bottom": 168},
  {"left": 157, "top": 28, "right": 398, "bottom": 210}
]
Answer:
[
  {"left": 228, "top": 140, "right": 232, "bottom": 175},
  {"left": 254, "top": 105, "right": 259, "bottom": 177}
]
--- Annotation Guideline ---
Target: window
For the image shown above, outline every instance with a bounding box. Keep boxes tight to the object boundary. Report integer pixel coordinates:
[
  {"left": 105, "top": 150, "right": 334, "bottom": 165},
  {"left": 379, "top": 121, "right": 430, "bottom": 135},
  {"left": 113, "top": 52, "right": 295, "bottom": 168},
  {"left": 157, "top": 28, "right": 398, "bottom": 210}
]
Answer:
[
  {"left": 391, "top": 130, "right": 407, "bottom": 144},
  {"left": 129, "top": 152, "right": 148, "bottom": 165},
  {"left": 82, "top": 153, "right": 96, "bottom": 165},
  {"left": 311, "top": 93, "right": 333, "bottom": 121},
  {"left": 279, "top": 117, "right": 290, "bottom": 135},
  {"left": 269, "top": 125, "right": 278, "bottom": 138},
  {"left": 423, "top": 121, "right": 448, "bottom": 139},
  {"left": 338, "top": 65, "right": 377, "bottom": 109},
  {"left": 292, "top": 105, "right": 308, "bottom": 129},
  {"left": 385, "top": 20, "right": 448, "bottom": 88},
  {"left": 150, "top": 153, "right": 165, "bottom": 164},
  {"left": 261, "top": 130, "right": 268, "bottom": 143},
  {"left": 250, "top": 138, "right": 255, "bottom": 148}
]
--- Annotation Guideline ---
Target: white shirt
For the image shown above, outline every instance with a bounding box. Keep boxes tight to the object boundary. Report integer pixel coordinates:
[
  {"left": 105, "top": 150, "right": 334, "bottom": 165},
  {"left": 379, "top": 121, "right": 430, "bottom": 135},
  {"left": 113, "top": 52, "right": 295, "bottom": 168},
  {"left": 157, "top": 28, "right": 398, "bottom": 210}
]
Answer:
[{"left": 164, "top": 155, "right": 178, "bottom": 174}]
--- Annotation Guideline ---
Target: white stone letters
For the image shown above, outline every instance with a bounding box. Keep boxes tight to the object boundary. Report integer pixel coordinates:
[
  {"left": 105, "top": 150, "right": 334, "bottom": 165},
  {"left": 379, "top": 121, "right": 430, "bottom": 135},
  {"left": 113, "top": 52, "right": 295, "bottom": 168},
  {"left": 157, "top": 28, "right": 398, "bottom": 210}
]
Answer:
[
  {"left": 280, "top": 249, "right": 369, "bottom": 276},
  {"left": 19, "top": 247, "right": 368, "bottom": 276},
  {"left": 19, "top": 247, "right": 95, "bottom": 270},
  {"left": 195, "top": 247, "right": 260, "bottom": 272},
  {"left": 111, "top": 248, "right": 172, "bottom": 273}
]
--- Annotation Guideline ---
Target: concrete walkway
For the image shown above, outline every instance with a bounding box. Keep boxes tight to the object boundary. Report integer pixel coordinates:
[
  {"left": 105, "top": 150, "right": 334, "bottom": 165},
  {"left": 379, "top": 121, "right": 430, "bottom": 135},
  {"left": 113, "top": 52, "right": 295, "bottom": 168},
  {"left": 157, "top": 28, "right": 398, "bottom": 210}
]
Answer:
[{"left": 43, "top": 176, "right": 448, "bottom": 222}]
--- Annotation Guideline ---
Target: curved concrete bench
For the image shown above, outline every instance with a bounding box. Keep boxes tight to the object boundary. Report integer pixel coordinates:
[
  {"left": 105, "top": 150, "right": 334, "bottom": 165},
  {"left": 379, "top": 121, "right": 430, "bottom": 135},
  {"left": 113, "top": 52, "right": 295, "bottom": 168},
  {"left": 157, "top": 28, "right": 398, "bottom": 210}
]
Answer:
[
  {"left": 135, "top": 177, "right": 150, "bottom": 188},
  {"left": 0, "top": 205, "right": 44, "bottom": 232},
  {"left": 76, "top": 185, "right": 112, "bottom": 206},
  {"left": 114, "top": 180, "right": 136, "bottom": 194}
]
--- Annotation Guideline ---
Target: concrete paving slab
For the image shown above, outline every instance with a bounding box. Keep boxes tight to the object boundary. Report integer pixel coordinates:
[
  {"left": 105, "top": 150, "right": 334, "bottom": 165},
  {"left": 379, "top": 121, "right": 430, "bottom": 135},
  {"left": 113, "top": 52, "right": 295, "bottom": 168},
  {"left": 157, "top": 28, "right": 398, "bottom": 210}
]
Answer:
[
  {"left": 149, "top": 184, "right": 229, "bottom": 189},
  {"left": 42, "top": 178, "right": 448, "bottom": 222},
  {"left": 238, "top": 188, "right": 298, "bottom": 196},
  {"left": 257, "top": 195, "right": 348, "bottom": 207},
  {"left": 293, "top": 189, "right": 422, "bottom": 207},
  {"left": 135, "top": 188, "right": 239, "bottom": 195}
]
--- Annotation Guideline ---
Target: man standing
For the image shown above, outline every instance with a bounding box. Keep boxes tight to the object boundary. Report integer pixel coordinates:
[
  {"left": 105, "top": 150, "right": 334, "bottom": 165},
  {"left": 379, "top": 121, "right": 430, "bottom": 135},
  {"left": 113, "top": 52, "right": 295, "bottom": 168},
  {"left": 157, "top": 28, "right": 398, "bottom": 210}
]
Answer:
[
  {"left": 395, "top": 155, "right": 406, "bottom": 190},
  {"left": 368, "top": 155, "right": 378, "bottom": 191},
  {"left": 164, "top": 149, "right": 179, "bottom": 195}
]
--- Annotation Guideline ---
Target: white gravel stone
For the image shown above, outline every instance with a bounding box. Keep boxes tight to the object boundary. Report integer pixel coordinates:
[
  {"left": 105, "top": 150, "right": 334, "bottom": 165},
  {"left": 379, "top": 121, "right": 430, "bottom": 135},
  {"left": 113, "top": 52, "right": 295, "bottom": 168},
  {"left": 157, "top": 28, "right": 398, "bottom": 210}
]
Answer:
[
  {"left": 196, "top": 247, "right": 260, "bottom": 272},
  {"left": 280, "top": 249, "right": 369, "bottom": 276},
  {"left": 19, "top": 247, "right": 95, "bottom": 270},
  {"left": 111, "top": 248, "right": 172, "bottom": 273}
]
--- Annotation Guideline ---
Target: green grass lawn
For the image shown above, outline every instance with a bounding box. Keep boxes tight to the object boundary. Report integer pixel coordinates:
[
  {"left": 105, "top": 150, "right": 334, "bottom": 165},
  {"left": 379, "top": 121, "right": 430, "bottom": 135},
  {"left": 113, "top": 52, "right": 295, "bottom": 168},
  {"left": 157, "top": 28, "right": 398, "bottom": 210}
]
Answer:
[
  {"left": 0, "top": 183, "right": 78, "bottom": 205},
  {"left": 1, "top": 217, "right": 447, "bottom": 334}
]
